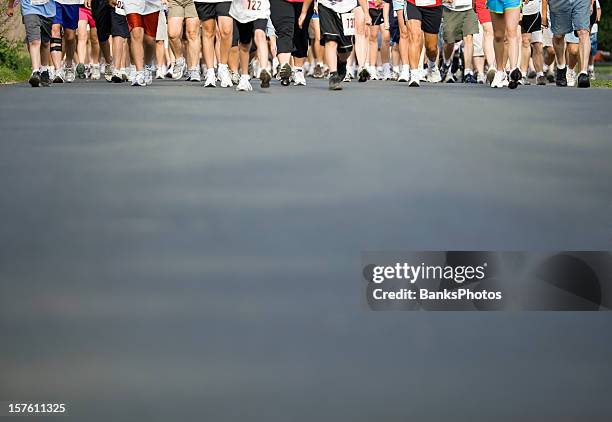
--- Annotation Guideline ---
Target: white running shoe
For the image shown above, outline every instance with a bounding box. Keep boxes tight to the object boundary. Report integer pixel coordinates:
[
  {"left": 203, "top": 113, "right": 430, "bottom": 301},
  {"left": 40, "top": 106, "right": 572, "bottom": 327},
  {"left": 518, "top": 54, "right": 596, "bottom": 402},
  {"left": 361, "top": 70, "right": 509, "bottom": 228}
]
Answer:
[
  {"left": 381, "top": 63, "right": 392, "bottom": 80},
  {"left": 368, "top": 66, "right": 380, "bottom": 80},
  {"left": 294, "top": 69, "right": 306, "bottom": 86},
  {"left": 189, "top": 68, "right": 201, "bottom": 82},
  {"left": 204, "top": 68, "right": 216, "bottom": 87},
  {"left": 408, "top": 71, "right": 420, "bottom": 87},
  {"left": 567, "top": 68, "right": 576, "bottom": 87},
  {"left": 398, "top": 67, "right": 410, "bottom": 82},
  {"left": 144, "top": 65, "right": 153, "bottom": 85},
  {"left": 64, "top": 65, "right": 76, "bottom": 83},
  {"left": 103, "top": 64, "right": 112, "bottom": 82},
  {"left": 230, "top": 71, "right": 240, "bottom": 85},
  {"left": 218, "top": 65, "right": 232, "bottom": 87},
  {"left": 131, "top": 71, "right": 146, "bottom": 86},
  {"left": 490, "top": 70, "right": 508, "bottom": 88},
  {"left": 91, "top": 64, "right": 101, "bottom": 80},
  {"left": 236, "top": 75, "right": 252, "bottom": 91},
  {"left": 173, "top": 57, "right": 186, "bottom": 80},
  {"left": 128, "top": 65, "right": 136, "bottom": 83},
  {"left": 426, "top": 64, "right": 441, "bottom": 83},
  {"left": 156, "top": 66, "right": 166, "bottom": 79}
]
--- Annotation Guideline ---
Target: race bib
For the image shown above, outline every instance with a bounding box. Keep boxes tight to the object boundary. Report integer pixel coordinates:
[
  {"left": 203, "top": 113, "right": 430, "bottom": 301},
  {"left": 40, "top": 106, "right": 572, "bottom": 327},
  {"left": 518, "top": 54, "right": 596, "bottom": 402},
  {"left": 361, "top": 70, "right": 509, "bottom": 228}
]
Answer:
[
  {"left": 115, "top": 0, "right": 126, "bottom": 15},
  {"left": 341, "top": 12, "right": 355, "bottom": 36},
  {"left": 453, "top": 0, "right": 471, "bottom": 7},
  {"left": 415, "top": 0, "right": 436, "bottom": 6},
  {"left": 31, "top": 0, "right": 49, "bottom": 5},
  {"left": 242, "top": 0, "right": 263, "bottom": 11}
]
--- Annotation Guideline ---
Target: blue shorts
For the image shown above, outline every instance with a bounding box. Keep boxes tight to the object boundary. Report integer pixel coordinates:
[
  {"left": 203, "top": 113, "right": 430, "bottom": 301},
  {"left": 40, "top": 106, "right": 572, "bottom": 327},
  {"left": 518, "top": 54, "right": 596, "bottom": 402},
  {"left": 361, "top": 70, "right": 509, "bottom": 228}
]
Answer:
[
  {"left": 590, "top": 32, "right": 597, "bottom": 56},
  {"left": 52, "top": 3, "right": 79, "bottom": 30},
  {"left": 486, "top": 0, "right": 520, "bottom": 14},
  {"left": 548, "top": 0, "right": 590, "bottom": 35}
]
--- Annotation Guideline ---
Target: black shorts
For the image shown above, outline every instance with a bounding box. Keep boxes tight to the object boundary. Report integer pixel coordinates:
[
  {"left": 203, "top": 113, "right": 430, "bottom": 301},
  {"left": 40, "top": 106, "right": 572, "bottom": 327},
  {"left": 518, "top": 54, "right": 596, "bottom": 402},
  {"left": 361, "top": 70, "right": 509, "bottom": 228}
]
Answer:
[
  {"left": 404, "top": 2, "right": 441, "bottom": 34},
  {"left": 236, "top": 18, "right": 267, "bottom": 44},
  {"left": 232, "top": 20, "right": 239, "bottom": 46},
  {"left": 317, "top": 4, "right": 353, "bottom": 53},
  {"left": 369, "top": 8, "right": 384, "bottom": 25},
  {"left": 92, "top": 0, "right": 129, "bottom": 41},
  {"left": 521, "top": 12, "right": 541, "bottom": 34},
  {"left": 196, "top": 1, "right": 231, "bottom": 21}
]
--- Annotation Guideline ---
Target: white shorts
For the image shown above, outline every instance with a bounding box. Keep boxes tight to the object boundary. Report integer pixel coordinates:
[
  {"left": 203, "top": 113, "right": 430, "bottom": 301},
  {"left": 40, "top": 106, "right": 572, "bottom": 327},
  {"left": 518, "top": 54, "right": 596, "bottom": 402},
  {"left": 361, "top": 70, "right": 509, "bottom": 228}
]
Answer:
[
  {"left": 531, "top": 29, "right": 543, "bottom": 43},
  {"left": 473, "top": 24, "right": 484, "bottom": 57},
  {"left": 542, "top": 26, "right": 553, "bottom": 47},
  {"left": 124, "top": 0, "right": 161, "bottom": 15},
  {"left": 156, "top": 9, "right": 167, "bottom": 41}
]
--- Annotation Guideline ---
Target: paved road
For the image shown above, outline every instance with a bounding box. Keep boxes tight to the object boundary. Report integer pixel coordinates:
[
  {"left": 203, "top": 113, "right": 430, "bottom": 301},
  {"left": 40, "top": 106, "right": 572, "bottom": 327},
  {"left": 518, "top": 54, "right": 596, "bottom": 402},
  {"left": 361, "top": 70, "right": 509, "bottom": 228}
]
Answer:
[{"left": 1, "top": 79, "right": 612, "bottom": 422}]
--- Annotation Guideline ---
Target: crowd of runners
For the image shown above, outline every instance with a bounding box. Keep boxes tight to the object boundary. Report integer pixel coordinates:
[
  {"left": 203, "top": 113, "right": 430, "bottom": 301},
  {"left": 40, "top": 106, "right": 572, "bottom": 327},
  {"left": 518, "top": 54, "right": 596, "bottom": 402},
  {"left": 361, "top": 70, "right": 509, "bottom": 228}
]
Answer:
[{"left": 7, "top": 0, "right": 602, "bottom": 90}]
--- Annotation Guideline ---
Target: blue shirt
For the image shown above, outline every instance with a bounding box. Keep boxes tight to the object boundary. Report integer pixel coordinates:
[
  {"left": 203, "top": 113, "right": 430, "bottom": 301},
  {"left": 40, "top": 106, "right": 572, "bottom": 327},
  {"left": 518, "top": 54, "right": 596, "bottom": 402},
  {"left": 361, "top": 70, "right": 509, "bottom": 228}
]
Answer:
[{"left": 21, "top": 0, "right": 56, "bottom": 18}]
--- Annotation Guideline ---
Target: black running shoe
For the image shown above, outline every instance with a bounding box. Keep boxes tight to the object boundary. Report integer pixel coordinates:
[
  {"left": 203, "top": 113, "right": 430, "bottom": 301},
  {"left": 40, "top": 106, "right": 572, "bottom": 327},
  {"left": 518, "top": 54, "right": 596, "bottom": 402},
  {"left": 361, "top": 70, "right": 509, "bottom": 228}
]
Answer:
[
  {"left": 29, "top": 71, "right": 41, "bottom": 87},
  {"left": 463, "top": 73, "right": 477, "bottom": 84},
  {"left": 279, "top": 63, "right": 291, "bottom": 86},
  {"left": 76, "top": 63, "right": 86, "bottom": 79},
  {"left": 440, "top": 62, "right": 450, "bottom": 81},
  {"left": 508, "top": 68, "right": 522, "bottom": 89},
  {"left": 358, "top": 67, "right": 370, "bottom": 82},
  {"left": 260, "top": 68, "right": 271, "bottom": 88},
  {"left": 329, "top": 71, "right": 343, "bottom": 90},
  {"left": 546, "top": 70, "right": 555, "bottom": 83},
  {"left": 555, "top": 66, "right": 567, "bottom": 87},
  {"left": 40, "top": 70, "right": 50, "bottom": 86},
  {"left": 112, "top": 72, "right": 123, "bottom": 83},
  {"left": 577, "top": 72, "right": 590, "bottom": 88}
]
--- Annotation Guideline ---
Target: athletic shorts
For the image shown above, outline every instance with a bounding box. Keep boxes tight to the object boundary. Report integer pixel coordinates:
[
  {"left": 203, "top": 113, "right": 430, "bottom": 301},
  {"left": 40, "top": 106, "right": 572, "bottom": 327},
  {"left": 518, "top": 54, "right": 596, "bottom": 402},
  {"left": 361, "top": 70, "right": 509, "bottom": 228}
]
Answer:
[
  {"left": 53, "top": 3, "right": 80, "bottom": 30},
  {"left": 486, "top": 0, "right": 520, "bottom": 14},
  {"left": 472, "top": 24, "right": 484, "bottom": 56},
  {"left": 92, "top": 0, "right": 130, "bottom": 40},
  {"left": 168, "top": 0, "right": 198, "bottom": 18},
  {"left": 126, "top": 11, "right": 160, "bottom": 37},
  {"left": 530, "top": 29, "right": 543, "bottom": 43},
  {"left": 442, "top": 8, "right": 478, "bottom": 43},
  {"left": 317, "top": 3, "right": 354, "bottom": 53},
  {"left": 542, "top": 25, "right": 553, "bottom": 46},
  {"left": 389, "top": 11, "right": 400, "bottom": 44},
  {"left": 521, "top": 12, "right": 541, "bottom": 33},
  {"left": 156, "top": 9, "right": 168, "bottom": 40},
  {"left": 548, "top": 0, "right": 590, "bottom": 35},
  {"left": 404, "top": 2, "right": 442, "bottom": 34},
  {"left": 565, "top": 30, "right": 579, "bottom": 43},
  {"left": 79, "top": 6, "right": 96, "bottom": 27},
  {"left": 235, "top": 18, "right": 267, "bottom": 44},
  {"left": 195, "top": 1, "right": 231, "bottom": 20},
  {"left": 370, "top": 8, "right": 384, "bottom": 25},
  {"left": 22, "top": 13, "right": 52, "bottom": 43},
  {"left": 474, "top": 0, "right": 490, "bottom": 23}
]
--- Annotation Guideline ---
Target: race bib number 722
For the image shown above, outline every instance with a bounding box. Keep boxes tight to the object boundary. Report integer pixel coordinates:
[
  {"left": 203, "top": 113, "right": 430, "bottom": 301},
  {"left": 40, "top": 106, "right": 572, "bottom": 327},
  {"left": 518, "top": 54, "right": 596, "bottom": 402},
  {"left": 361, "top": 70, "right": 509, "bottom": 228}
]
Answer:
[
  {"left": 342, "top": 12, "right": 355, "bottom": 36},
  {"left": 115, "top": 0, "right": 126, "bottom": 15},
  {"left": 243, "top": 0, "right": 262, "bottom": 10}
]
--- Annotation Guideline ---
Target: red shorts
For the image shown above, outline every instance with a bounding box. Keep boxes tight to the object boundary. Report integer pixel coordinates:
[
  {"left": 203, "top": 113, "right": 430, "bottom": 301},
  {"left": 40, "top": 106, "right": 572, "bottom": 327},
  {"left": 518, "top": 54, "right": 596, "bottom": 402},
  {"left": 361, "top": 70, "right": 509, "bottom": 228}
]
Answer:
[
  {"left": 78, "top": 6, "right": 96, "bottom": 28},
  {"left": 126, "top": 11, "right": 159, "bottom": 38},
  {"left": 475, "top": 0, "right": 491, "bottom": 24}
]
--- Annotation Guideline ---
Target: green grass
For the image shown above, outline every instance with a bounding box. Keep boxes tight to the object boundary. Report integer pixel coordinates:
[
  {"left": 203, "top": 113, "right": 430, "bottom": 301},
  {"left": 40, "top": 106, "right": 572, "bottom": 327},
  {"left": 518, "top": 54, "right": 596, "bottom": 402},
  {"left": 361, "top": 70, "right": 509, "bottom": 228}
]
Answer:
[
  {"left": 591, "top": 79, "right": 612, "bottom": 88},
  {"left": 0, "top": 49, "right": 31, "bottom": 84}
]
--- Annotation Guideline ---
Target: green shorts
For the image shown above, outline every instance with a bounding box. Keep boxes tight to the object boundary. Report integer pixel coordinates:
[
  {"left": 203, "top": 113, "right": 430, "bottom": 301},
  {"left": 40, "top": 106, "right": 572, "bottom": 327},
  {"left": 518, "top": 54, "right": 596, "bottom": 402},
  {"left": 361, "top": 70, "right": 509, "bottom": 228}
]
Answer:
[{"left": 442, "top": 8, "right": 479, "bottom": 44}]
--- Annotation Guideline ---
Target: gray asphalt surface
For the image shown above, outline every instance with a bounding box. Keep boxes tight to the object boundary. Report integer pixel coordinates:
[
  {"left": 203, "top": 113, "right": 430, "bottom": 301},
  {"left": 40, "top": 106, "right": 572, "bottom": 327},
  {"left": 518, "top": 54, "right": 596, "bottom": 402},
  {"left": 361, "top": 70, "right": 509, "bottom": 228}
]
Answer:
[{"left": 1, "top": 78, "right": 612, "bottom": 422}]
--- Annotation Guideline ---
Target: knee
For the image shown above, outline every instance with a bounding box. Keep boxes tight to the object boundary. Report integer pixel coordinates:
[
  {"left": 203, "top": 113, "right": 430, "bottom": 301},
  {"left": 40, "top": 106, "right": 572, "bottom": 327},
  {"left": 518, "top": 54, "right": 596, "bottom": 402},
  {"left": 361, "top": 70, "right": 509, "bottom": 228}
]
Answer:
[
  {"left": 219, "top": 26, "right": 232, "bottom": 39},
  {"left": 493, "top": 30, "right": 505, "bottom": 44},
  {"left": 505, "top": 26, "right": 518, "bottom": 39}
]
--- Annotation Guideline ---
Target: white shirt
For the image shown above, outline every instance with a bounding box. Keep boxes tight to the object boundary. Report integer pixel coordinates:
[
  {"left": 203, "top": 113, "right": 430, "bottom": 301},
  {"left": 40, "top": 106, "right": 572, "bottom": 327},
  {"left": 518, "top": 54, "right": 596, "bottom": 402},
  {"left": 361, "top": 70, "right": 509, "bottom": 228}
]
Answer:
[
  {"left": 55, "top": 0, "right": 83, "bottom": 5},
  {"left": 123, "top": 0, "right": 161, "bottom": 15},
  {"left": 229, "top": 0, "right": 270, "bottom": 23},
  {"left": 318, "top": 0, "right": 358, "bottom": 14},
  {"left": 443, "top": 0, "right": 472, "bottom": 12},
  {"left": 522, "top": 0, "right": 541, "bottom": 16}
]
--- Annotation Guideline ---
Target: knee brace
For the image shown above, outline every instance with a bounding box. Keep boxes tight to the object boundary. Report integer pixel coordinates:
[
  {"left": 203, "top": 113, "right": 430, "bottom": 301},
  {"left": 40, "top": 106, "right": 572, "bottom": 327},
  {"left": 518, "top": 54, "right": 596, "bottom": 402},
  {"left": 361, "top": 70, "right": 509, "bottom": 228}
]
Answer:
[{"left": 50, "top": 37, "right": 62, "bottom": 52}]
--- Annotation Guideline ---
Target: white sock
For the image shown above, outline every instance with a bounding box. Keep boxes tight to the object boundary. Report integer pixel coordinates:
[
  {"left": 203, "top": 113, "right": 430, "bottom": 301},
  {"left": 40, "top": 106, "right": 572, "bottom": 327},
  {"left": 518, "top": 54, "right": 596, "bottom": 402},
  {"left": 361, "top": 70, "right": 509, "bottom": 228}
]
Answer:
[
  {"left": 428, "top": 59, "right": 436, "bottom": 68},
  {"left": 465, "top": 68, "right": 473, "bottom": 75},
  {"left": 557, "top": 63, "right": 566, "bottom": 69},
  {"left": 218, "top": 63, "right": 228, "bottom": 71},
  {"left": 536, "top": 71, "right": 544, "bottom": 77},
  {"left": 401, "top": 64, "right": 410, "bottom": 72}
]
